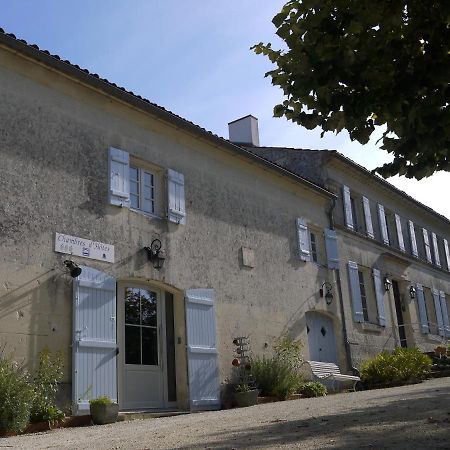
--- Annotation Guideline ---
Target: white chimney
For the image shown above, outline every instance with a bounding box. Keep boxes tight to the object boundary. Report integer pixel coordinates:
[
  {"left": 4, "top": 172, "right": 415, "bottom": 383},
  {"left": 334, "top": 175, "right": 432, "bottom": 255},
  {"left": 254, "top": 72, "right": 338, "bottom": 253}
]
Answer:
[{"left": 228, "top": 115, "right": 260, "bottom": 146}]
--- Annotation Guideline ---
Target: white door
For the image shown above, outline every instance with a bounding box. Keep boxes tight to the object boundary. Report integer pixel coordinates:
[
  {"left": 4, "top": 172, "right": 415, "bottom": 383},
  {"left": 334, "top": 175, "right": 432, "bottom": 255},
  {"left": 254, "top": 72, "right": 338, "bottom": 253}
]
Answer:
[
  {"left": 119, "top": 285, "right": 166, "bottom": 410},
  {"left": 306, "top": 312, "right": 338, "bottom": 363}
]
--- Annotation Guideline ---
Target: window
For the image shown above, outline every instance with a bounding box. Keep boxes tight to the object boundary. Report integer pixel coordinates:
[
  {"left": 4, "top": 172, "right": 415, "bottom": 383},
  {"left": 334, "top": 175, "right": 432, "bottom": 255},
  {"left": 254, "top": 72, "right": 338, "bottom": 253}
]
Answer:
[
  {"left": 310, "top": 232, "right": 318, "bottom": 263},
  {"left": 130, "top": 166, "right": 155, "bottom": 214},
  {"left": 423, "top": 288, "right": 438, "bottom": 335},
  {"left": 358, "top": 271, "right": 369, "bottom": 322},
  {"left": 350, "top": 197, "right": 359, "bottom": 231}
]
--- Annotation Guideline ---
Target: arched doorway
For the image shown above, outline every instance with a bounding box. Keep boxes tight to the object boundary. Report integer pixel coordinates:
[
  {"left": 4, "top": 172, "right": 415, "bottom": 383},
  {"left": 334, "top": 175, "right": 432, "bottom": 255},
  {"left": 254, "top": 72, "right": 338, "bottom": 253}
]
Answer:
[{"left": 305, "top": 311, "right": 338, "bottom": 363}]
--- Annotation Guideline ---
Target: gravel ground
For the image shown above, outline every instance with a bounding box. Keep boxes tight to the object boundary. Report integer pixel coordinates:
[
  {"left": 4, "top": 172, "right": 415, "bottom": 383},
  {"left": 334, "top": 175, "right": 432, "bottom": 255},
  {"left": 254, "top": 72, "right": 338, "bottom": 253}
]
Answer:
[{"left": 2, "top": 377, "right": 450, "bottom": 450}]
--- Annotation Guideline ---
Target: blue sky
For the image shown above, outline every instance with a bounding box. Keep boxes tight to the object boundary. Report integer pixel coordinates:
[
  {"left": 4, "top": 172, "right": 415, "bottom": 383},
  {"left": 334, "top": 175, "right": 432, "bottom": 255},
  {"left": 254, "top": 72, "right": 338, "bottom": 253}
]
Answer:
[{"left": 2, "top": 1, "right": 449, "bottom": 218}]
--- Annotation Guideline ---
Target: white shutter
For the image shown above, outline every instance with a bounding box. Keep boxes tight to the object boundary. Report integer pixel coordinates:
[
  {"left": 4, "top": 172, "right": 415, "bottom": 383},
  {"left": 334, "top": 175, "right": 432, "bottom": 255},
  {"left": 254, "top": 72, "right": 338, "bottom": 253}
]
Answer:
[
  {"left": 185, "top": 289, "right": 220, "bottom": 410},
  {"left": 167, "top": 169, "right": 186, "bottom": 224},
  {"left": 324, "top": 228, "right": 339, "bottom": 269},
  {"left": 395, "top": 214, "right": 405, "bottom": 252},
  {"left": 296, "top": 218, "right": 310, "bottom": 262},
  {"left": 109, "top": 147, "right": 130, "bottom": 207},
  {"left": 348, "top": 261, "right": 364, "bottom": 323},
  {"left": 377, "top": 204, "right": 389, "bottom": 245},
  {"left": 422, "top": 228, "right": 432, "bottom": 263},
  {"left": 416, "top": 283, "right": 429, "bottom": 334},
  {"left": 431, "top": 233, "right": 441, "bottom": 267},
  {"left": 73, "top": 266, "right": 117, "bottom": 414},
  {"left": 408, "top": 220, "right": 418, "bottom": 257},
  {"left": 439, "top": 291, "right": 450, "bottom": 337},
  {"left": 372, "top": 268, "right": 386, "bottom": 326},
  {"left": 432, "top": 289, "right": 444, "bottom": 336},
  {"left": 342, "top": 185, "right": 354, "bottom": 230},
  {"left": 362, "top": 196, "right": 374, "bottom": 238},
  {"left": 444, "top": 239, "right": 450, "bottom": 272}
]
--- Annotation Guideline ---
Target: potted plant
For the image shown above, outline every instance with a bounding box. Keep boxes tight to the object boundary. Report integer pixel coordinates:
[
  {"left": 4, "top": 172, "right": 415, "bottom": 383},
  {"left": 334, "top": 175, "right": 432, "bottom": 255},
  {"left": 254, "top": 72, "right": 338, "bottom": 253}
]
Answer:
[
  {"left": 234, "top": 383, "right": 258, "bottom": 407},
  {"left": 89, "top": 396, "right": 119, "bottom": 425}
]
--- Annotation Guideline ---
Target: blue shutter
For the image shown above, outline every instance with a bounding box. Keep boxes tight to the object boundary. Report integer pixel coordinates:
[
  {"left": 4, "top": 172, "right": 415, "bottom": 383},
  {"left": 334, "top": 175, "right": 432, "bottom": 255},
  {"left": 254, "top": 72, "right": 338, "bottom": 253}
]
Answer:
[
  {"left": 362, "top": 196, "right": 374, "bottom": 238},
  {"left": 185, "top": 289, "right": 220, "bottom": 410},
  {"left": 395, "top": 214, "right": 405, "bottom": 252},
  {"left": 444, "top": 239, "right": 450, "bottom": 271},
  {"left": 296, "top": 218, "right": 310, "bottom": 262},
  {"left": 348, "top": 261, "right": 364, "bottom": 323},
  {"left": 167, "top": 169, "right": 186, "bottom": 224},
  {"left": 377, "top": 204, "right": 389, "bottom": 245},
  {"left": 72, "top": 266, "right": 117, "bottom": 414},
  {"left": 433, "top": 289, "right": 445, "bottom": 336},
  {"left": 439, "top": 291, "right": 450, "bottom": 337},
  {"left": 372, "top": 268, "right": 386, "bottom": 326},
  {"left": 109, "top": 147, "right": 130, "bottom": 207},
  {"left": 325, "top": 228, "right": 339, "bottom": 269},
  {"left": 422, "top": 229, "right": 432, "bottom": 263},
  {"left": 342, "top": 185, "right": 354, "bottom": 230},
  {"left": 431, "top": 233, "right": 441, "bottom": 267},
  {"left": 416, "top": 284, "right": 429, "bottom": 334},
  {"left": 408, "top": 220, "right": 418, "bottom": 257}
]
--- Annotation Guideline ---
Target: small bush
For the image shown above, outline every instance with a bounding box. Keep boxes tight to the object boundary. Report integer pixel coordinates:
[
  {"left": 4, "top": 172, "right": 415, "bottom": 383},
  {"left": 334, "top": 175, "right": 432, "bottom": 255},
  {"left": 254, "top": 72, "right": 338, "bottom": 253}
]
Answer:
[
  {"left": 298, "top": 381, "right": 327, "bottom": 398},
  {"left": 30, "top": 348, "right": 65, "bottom": 424},
  {"left": 0, "top": 356, "right": 35, "bottom": 433},
  {"left": 89, "top": 396, "right": 113, "bottom": 406},
  {"left": 360, "top": 347, "right": 432, "bottom": 387}
]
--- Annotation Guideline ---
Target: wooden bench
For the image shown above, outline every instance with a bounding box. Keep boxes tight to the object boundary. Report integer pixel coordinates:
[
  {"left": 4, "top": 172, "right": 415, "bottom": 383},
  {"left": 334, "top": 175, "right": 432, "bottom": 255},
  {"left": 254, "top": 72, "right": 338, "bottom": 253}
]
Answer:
[{"left": 300, "top": 361, "right": 361, "bottom": 391}]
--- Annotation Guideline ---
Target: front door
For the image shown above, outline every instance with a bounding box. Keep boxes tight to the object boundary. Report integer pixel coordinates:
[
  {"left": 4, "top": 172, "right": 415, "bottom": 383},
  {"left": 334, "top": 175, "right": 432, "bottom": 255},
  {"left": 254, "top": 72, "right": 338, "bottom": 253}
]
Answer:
[
  {"left": 119, "top": 285, "right": 165, "bottom": 409},
  {"left": 306, "top": 312, "right": 338, "bottom": 363},
  {"left": 392, "top": 280, "right": 407, "bottom": 348}
]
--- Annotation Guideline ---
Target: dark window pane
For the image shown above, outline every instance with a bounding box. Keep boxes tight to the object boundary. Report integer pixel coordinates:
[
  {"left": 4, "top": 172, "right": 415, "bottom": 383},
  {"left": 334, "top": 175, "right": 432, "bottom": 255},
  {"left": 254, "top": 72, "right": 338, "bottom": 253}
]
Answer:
[
  {"left": 130, "top": 167, "right": 139, "bottom": 182},
  {"left": 125, "top": 326, "right": 141, "bottom": 364},
  {"left": 125, "top": 288, "right": 141, "bottom": 325},
  {"left": 142, "top": 327, "right": 158, "bottom": 366},
  {"left": 141, "top": 290, "right": 157, "bottom": 326}
]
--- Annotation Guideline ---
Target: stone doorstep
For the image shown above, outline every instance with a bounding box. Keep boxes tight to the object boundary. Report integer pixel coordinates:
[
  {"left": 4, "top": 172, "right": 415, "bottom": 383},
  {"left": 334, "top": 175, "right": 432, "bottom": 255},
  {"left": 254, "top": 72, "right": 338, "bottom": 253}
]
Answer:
[{"left": 118, "top": 410, "right": 189, "bottom": 422}]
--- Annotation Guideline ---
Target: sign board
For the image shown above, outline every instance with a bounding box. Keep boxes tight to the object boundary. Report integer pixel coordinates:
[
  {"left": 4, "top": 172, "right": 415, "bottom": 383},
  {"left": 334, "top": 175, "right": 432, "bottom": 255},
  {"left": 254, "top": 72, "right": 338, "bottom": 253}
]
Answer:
[{"left": 55, "top": 233, "right": 114, "bottom": 263}]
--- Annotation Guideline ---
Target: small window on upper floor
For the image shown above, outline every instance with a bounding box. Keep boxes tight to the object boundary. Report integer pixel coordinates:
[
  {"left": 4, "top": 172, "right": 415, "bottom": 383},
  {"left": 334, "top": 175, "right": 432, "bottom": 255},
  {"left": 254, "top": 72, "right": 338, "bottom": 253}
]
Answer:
[
  {"left": 130, "top": 166, "right": 156, "bottom": 214},
  {"left": 310, "top": 232, "right": 318, "bottom": 263}
]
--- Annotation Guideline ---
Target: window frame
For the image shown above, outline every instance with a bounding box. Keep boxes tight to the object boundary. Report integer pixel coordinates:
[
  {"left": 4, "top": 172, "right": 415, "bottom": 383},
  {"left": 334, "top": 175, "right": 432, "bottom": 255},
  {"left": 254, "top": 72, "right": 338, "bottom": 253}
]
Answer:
[
  {"left": 130, "top": 165, "right": 156, "bottom": 215},
  {"left": 358, "top": 270, "right": 369, "bottom": 322},
  {"left": 310, "top": 231, "right": 318, "bottom": 263}
]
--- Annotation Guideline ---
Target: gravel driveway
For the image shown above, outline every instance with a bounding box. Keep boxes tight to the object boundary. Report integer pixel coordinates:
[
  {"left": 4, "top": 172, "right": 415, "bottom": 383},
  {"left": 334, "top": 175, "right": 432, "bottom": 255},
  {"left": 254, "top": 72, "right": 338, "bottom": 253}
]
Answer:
[{"left": 2, "top": 377, "right": 450, "bottom": 450}]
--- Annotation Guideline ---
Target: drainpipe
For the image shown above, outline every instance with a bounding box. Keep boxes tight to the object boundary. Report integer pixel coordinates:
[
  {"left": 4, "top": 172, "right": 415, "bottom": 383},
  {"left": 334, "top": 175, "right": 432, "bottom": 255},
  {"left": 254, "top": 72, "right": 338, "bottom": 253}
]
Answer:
[{"left": 328, "top": 198, "right": 353, "bottom": 371}]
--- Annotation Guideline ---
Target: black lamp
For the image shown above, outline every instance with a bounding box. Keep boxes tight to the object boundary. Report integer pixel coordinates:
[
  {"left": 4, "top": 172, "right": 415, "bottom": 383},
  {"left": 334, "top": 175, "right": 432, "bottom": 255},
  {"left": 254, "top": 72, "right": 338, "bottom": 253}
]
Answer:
[
  {"left": 384, "top": 276, "right": 392, "bottom": 291},
  {"left": 64, "top": 260, "right": 82, "bottom": 278},
  {"left": 320, "top": 282, "right": 334, "bottom": 305},
  {"left": 145, "top": 239, "right": 165, "bottom": 270},
  {"left": 409, "top": 285, "right": 416, "bottom": 299}
]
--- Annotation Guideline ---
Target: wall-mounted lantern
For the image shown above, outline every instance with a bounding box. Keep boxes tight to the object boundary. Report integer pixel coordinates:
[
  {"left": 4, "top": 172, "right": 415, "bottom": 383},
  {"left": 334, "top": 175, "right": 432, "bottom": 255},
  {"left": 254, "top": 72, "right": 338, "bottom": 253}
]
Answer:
[
  {"left": 384, "top": 276, "right": 392, "bottom": 292},
  {"left": 64, "top": 260, "right": 82, "bottom": 278},
  {"left": 320, "top": 282, "right": 334, "bottom": 305},
  {"left": 144, "top": 239, "right": 165, "bottom": 270},
  {"left": 409, "top": 285, "right": 416, "bottom": 299}
]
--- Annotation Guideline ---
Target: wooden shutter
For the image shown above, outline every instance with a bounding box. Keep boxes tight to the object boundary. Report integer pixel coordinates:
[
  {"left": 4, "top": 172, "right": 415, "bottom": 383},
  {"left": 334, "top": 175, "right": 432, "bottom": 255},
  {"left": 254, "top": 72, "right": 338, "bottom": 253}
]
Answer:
[
  {"left": 109, "top": 147, "right": 130, "bottom": 207},
  {"left": 408, "top": 220, "right": 418, "bottom": 257},
  {"left": 444, "top": 239, "right": 450, "bottom": 271},
  {"left": 185, "top": 289, "right": 220, "bottom": 411},
  {"left": 422, "top": 228, "right": 432, "bottom": 263},
  {"left": 372, "top": 268, "right": 386, "bottom": 326},
  {"left": 431, "top": 233, "right": 441, "bottom": 267},
  {"left": 296, "top": 218, "right": 310, "bottom": 262},
  {"left": 362, "top": 196, "right": 374, "bottom": 238},
  {"left": 377, "top": 204, "right": 389, "bottom": 245},
  {"left": 416, "top": 284, "right": 429, "bottom": 334},
  {"left": 73, "top": 266, "right": 117, "bottom": 414},
  {"left": 395, "top": 214, "right": 405, "bottom": 252},
  {"left": 342, "top": 185, "right": 354, "bottom": 230},
  {"left": 439, "top": 291, "right": 450, "bottom": 337},
  {"left": 432, "top": 289, "right": 444, "bottom": 336},
  {"left": 324, "top": 228, "right": 339, "bottom": 269},
  {"left": 167, "top": 169, "right": 186, "bottom": 224},
  {"left": 348, "top": 261, "right": 364, "bottom": 323}
]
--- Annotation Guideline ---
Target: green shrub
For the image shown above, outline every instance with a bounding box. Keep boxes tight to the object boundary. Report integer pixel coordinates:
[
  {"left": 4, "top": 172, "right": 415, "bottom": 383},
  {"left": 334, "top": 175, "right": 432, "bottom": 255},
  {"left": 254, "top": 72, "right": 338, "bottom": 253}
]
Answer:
[
  {"left": 89, "top": 396, "right": 113, "bottom": 406},
  {"left": 0, "top": 356, "right": 35, "bottom": 433},
  {"left": 30, "top": 348, "right": 65, "bottom": 424},
  {"left": 360, "top": 347, "right": 432, "bottom": 387},
  {"left": 298, "top": 381, "right": 327, "bottom": 398}
]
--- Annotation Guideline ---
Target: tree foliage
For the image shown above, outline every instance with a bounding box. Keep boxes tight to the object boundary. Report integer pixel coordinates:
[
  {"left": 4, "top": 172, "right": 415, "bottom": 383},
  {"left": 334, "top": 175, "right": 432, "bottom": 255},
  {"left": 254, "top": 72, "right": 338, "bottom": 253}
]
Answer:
[{"left": 253, "top": 1, "right": 450, "bottom": 179}]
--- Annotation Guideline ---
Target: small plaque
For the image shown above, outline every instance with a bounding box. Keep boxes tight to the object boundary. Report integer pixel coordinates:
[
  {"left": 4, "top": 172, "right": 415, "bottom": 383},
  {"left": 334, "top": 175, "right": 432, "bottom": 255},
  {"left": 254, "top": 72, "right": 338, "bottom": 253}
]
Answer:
[{"left": 241, "top": 247, "right": 255, "bottom": 268}]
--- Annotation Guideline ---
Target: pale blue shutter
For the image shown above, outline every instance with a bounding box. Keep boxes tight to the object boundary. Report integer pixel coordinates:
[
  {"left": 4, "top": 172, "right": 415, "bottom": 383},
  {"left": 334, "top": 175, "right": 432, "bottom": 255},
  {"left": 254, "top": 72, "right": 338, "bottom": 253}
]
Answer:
[
  {"left": 395, "top": 214, "right": 405, "bottom": 252},
  {"left": 185, "top": 289, "right": 220, "bottom": 411},
  {"left": 342, "top": 185, "right": 354, "bottom": 230},
  {"left": 296, "top": 218, "right": 310, "bottom": 262},
  {"left": 432, "top": 289, "right": 444, "bottom": 336},
  {"left": 439, "top": 291, "right": 450, "bottom": 337},
  {"left": 362, "top": 196, "right": 374, "bottom": 238},
  {"left": 422, "top": 229, "right": 432, "bottom": 263},
  {"left": 416, "top": 283, "right": 429, "bottom": 334},
  {"left": 348, "top": 261, "right": 364, "bottom": 323},
  {"left": 167, "top": 169, "right": 186, "bottom": 224},
  {"left": 109, "top": 147, "right": 130, "bottom": 207},
  {"left": 444, "top": 239, "right": 450, "bottom": 271},
  {"left": 324, "top": 228, "right": 339, "bottom": 269},
  {"left": 431, "top": 233, "right": 441, "bottom": 267},
  {"left": 372, "top": 268, "right": 386, "bottom": 326},
  {"left": 409, "top": 220, "right": 419, "bottom": 257},
  {"left": 377, "top": 204, "right": 389, "bottom": 245},
  {"left": 72, "top": 266, "right": 117, "bottom": 414}
]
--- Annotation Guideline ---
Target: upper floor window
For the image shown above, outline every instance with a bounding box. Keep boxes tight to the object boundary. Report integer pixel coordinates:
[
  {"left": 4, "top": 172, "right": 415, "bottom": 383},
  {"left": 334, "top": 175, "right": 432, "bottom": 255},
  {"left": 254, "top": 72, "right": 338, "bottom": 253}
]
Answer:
[
  {"left": 130, "top": 166, "right": 155, "bottom": 214},
  {"left": 358, "top": 270, "right": 369, "bottom": 322},
  {"left": 310, "top": 232, "right": 318, "bottom": 263}
]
